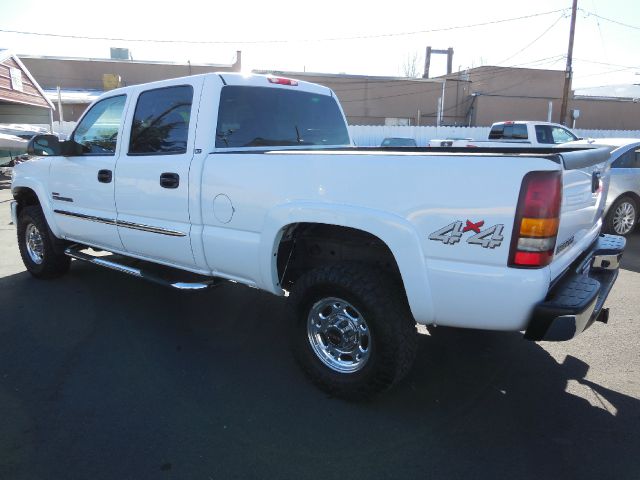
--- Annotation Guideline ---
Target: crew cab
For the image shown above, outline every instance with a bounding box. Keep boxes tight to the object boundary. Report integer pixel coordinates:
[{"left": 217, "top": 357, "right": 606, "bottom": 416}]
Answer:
[
  {"left": 429, "top": 121, "right": 579, "bottom": 148},
  {"left": 10, "top": 73, "right": 624, "bottom": 399}
]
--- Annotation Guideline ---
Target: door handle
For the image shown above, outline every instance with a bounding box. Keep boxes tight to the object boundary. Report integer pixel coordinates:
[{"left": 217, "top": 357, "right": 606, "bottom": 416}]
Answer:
[
  {"left": 98, "top": 169, "right": 112, "bottom": 183},
  {"left": 160, "top": 172, "right": 180, "bottom": 189},
  {"left": 592, "top": 171, "right": 601, "bottom": 193}
]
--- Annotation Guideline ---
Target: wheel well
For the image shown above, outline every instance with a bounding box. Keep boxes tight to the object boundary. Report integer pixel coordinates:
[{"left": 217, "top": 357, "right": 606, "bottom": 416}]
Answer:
[
  {"left": 276, "top": 223, "right": 403, "bottom": 289},
  {"left": 13, "top": 187, "right": 40, "bottom": 217},
  {"left": 617, "top": 192, "right": 640, "bottom": 206},
  {"left": 608, "top": 192, "right": 640, "bottom": 215}
]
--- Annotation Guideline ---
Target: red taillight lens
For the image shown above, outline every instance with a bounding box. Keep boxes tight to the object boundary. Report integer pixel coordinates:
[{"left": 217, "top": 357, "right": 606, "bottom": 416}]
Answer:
[
  {"left": 521, "top": 173, "right": 562, "bottom": 218},
  {"left": 509, "top": 171, "right": 562, "bottom": 268},
  {"left": 268, "top": 76, "right": 298, "bottom": 86}
]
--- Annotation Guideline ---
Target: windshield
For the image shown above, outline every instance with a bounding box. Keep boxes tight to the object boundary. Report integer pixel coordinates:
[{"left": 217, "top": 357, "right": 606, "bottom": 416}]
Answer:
[{"left": 215, "top": 86, "right": 350, "bottom": 148}]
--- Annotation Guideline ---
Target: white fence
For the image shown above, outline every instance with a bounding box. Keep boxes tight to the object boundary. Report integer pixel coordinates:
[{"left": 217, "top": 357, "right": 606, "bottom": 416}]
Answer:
[
  {"left": 349, "top": 125, "right": 640, "bottom": 147},
  {"left": 48, "top": 122, "right": 640, "bottom": 146}
]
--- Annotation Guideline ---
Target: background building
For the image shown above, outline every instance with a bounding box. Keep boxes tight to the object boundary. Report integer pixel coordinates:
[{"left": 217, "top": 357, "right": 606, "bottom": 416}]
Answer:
[
  {"left": 13, "top": 51, "right": 640, "bottom": 131},
  {"left": 20, "top": 50, "right": 242, "bottom": 122},
  {"left": 0, "top": 49, "right": 53, "bottom": 126}
]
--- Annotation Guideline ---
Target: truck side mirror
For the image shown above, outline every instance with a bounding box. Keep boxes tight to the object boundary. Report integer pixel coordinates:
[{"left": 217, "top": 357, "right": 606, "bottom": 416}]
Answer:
[{"left": 27, "top": 134, "right": 61, "bottom": 156}]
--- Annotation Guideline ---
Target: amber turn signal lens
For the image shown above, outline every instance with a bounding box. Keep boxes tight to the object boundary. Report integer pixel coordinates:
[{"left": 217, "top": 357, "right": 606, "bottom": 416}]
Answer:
[{"left": 520, "top": 217, "right": 560, "bottom": 238}]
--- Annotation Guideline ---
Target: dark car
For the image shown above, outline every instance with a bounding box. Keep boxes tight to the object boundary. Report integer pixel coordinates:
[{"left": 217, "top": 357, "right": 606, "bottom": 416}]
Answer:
[{"left": 381, "top": 137, "right": 417, "bottom": 147}]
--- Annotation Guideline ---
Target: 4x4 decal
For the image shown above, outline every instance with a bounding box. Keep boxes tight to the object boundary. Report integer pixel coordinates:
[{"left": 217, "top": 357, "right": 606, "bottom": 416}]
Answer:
[{"left": 429, "top": 220, "right": 504, "bottom": 249}]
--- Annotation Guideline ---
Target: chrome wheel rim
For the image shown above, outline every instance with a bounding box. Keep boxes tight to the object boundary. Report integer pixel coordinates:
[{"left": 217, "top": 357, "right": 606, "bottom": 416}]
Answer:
[
  {"left": 307, "top": 297, "right": 371, "bottom": 373},
  {"left": 613, "top": 202, "right": 636, "bottom": 235},
  {"left": 25, "top": 223, "right": 45, "bottom": 264}
]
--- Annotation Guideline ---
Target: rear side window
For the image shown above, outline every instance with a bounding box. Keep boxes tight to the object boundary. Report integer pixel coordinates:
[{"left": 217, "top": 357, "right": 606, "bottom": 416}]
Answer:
[
  {"left": 129, "top": 85, "right": 193, "bottom": 155},
  {"left": 215, "top": 86, "right": 350, "bottom": 148},
  {"left": 488, "top": 124, "right": 504, "bottom": 140},
  {"left": 488, "top": 124, "right": 528, "bottom": 140},
  {"left": 612, "top": 148, "right": 640, "bottom": 168}
]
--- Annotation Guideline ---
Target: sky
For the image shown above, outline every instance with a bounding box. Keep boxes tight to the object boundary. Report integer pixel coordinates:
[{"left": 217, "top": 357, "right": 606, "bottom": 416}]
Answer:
[{"left": 0, "top": 0, "right": 638, "bottom": 89}]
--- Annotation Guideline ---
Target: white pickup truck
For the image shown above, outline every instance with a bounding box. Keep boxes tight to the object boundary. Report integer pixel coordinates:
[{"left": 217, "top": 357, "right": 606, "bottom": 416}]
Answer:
[
  {"left": 429, "top": 121, "right": 579, "bottom": 148},
  {"left": 10, "top": 73, "right": 625, "bottom": 399}
]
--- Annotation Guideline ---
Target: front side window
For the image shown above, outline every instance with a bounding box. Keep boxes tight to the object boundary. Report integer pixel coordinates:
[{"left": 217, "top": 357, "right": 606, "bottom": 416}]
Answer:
[
  {"left": 72, "top": 95, "right": 126, "bottom": 155},
  {"left": 551, "top": 127, "right": 577, "bottom": 144},
  {"left": 215, "top": 86, "right": 350, "bottom": 148},
  {"left": 129, "top": 85, "right": 193, "bottom": 155}
]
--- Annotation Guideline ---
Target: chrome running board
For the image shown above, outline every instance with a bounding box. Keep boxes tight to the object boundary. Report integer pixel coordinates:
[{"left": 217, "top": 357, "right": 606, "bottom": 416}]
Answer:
[{"left": 64, "top": 245, "right": 218, "bottom": 290}]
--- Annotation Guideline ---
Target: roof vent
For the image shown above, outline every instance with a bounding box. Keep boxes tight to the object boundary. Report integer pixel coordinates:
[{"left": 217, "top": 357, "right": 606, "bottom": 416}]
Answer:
[{"left": 110, "top": 48, "right": 131, "bottom": 60}]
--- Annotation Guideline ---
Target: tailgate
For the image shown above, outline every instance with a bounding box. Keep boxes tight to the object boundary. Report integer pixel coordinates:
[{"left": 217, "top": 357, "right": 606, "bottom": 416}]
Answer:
[{"left": 550, "top": 147, "right": 613, "bottom": 280}]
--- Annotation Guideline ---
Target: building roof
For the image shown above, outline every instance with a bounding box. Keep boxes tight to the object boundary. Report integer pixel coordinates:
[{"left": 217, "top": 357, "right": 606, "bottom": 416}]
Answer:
[
  {"left": 43, "top": 88, "right": 103, "bottom": 104},
  {"left": 0, "top": 49, "right": 55, "bottom": 109},
  {"left": 253, "top": 69, "right": 447, "bottom": 83},
  {"left": 574, "top": 84, "right": 640, "bottom": 100},
  {"left": 18, "top": 53, "right": 236, "bottom": 68}
]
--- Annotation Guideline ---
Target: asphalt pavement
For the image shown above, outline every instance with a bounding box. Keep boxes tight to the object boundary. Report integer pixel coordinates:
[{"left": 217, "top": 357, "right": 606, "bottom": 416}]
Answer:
[{"left": 1, "top": 176, "right": 639, "bottom": 480}]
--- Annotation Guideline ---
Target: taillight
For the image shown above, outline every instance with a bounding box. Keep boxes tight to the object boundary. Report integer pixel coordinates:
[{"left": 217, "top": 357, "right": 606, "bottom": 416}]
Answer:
[
  {"left": 508, "top": 171, "right": 562, "bottom": 268},
  {"left": 267, "top": 76, "right": 298, "bottom": 86}
]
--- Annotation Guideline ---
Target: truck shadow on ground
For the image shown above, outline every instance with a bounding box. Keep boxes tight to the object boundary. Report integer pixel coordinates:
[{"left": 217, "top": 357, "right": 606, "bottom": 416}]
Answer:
[
  {"left": 0, "top": 173, "right": 11, "bottom": 191},
  {"left": 621, "top": 230, "right": 640, "bottom": 273},
  {"left": 0, "top": 263, "right": 638, "bottom": 480}
]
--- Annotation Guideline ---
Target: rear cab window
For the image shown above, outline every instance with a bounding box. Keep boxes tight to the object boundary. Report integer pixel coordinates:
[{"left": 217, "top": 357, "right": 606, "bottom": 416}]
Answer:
[
  {"left": 215, "top": 86, "right": 350, "bottom": 148},
  {"left": 488, "top": 123, "right": 528, "bottom": 140}
]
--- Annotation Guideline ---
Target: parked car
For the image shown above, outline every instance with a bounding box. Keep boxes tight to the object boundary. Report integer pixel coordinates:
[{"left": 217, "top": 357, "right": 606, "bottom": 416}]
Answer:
[
  {"left": 429, "top": 121, "right": 579, "bottom": 148},
  {"left": 564, "top": 138, "right": 640, "bottom": 235},
  {"left": 381, "top": 137, "right": 417, "bottom": 147},
  {"left": 10, "top": 73, "right": 624, "bottom": 399}
]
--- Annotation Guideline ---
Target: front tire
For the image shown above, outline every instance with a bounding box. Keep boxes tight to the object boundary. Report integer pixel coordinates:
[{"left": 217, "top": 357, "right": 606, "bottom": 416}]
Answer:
[
  {"left": 606, "top": 196, "right": 637, "bottom": 236},
  {"left": 289, "top": 263, "right": 418, "bottom": 400},
  {"left": 17, "top": 205, "right": 70, "bottom": 278}
]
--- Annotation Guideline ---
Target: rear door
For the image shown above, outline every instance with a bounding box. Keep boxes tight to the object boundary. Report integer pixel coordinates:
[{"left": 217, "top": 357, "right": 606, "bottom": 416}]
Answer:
[
  {"left": 49, "top": 94, "right": 127, "bottom": 251},
  {"left": 115, "top": 78, "right": 203, "bottom": 269}
]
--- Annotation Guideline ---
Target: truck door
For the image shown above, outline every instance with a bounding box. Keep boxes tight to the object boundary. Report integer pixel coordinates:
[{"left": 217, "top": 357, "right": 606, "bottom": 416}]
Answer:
[
  {"left": 49, "top": 94, "right": 127, "bottom": 251},
  {"left": 114, "top": 79, "right": 202, "bottom": 268}
]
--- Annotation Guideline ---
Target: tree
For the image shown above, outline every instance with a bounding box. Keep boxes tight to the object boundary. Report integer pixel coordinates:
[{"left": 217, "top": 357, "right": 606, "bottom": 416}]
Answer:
[{"left": 402, "top": 52, "right": 421, "bottom": 78}]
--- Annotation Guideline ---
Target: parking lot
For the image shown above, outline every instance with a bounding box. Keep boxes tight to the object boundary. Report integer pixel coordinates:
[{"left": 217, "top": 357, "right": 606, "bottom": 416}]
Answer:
[{"left": 1, "top": 174, "right": 639, "bottom": 480}]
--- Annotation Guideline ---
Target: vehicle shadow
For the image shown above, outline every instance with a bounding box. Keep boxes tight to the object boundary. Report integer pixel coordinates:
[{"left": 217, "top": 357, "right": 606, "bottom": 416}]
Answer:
[
  {"left": 0, "top": 264, "right": 638, "bottom": 480},
  {"left": 0, "top": 172, "right": 11, "bottom": 191},
  {"left": 621, "top": 230, "right": 640, "bottom": 274}
]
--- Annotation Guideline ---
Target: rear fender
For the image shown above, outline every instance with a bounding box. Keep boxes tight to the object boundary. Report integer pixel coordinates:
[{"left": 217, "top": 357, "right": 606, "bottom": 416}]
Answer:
[{"left": 259, "top": 202, "right": 434, "bottom": 324}]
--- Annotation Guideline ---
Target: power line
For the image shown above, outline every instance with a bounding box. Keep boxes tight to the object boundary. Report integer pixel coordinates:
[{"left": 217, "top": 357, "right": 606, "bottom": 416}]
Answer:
[
  {"left": 0, "top": 9, "right": 568, "bottom": 45},
  {"left": 496, "top": 14, "right": 566, "bottom": 65},
  {"left": 574, "top": 66, "right": 639, "bottom": 79},
  {"left": 579, "top": 9, "right": 640, "bottom": 31},
  {"left": 573, "top": 58, "right": 640, "bottom": 69}
]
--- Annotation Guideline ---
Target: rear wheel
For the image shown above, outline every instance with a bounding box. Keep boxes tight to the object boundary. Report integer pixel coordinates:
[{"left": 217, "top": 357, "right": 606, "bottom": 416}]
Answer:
[
  {"left": 17, "top": 205, "right": 70, "bottom": 278},
  {"left": 289, "top": 263, "right": 418, "bottom": 400},
  {"left": 606, "top": 196, "right": 637, "bottom": 236}
]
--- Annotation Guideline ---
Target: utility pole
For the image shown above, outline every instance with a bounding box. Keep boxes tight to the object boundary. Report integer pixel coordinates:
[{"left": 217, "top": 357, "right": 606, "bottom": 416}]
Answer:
[{"left": 559, "top": 0, "right": 578, "bottom": 125}]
